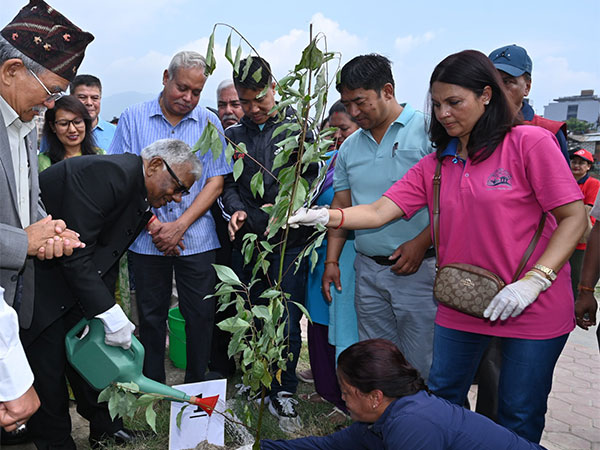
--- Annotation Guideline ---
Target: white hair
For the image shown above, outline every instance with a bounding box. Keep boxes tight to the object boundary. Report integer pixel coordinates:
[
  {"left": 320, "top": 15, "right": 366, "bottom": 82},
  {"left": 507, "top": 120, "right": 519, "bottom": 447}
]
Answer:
[
  {"left": 216, "top": 79, "right": 235, "bottom": 99},
  {"left": 140, "top": 138, "right": 202, "bottom": 180},
  {"left": 167, "top": 51, "right": 206, "bottom": 80}
]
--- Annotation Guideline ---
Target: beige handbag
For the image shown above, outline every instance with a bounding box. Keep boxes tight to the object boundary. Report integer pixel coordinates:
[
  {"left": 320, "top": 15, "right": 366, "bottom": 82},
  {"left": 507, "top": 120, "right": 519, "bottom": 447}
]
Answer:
[{"left": 431, "top": 160, "right": 545, "bottom": 318}]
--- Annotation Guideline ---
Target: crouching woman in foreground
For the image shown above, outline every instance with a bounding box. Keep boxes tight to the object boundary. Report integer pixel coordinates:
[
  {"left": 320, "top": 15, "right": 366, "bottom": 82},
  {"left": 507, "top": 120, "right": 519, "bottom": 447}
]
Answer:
[{"left": 261, "top": 339, "right": 545, "bottom": 449}]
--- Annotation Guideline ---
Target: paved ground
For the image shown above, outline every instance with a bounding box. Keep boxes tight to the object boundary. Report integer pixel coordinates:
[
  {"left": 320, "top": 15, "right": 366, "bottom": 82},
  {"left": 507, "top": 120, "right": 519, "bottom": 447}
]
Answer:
[
  {"left": 540, "top": 327, "right": 599, "bottom": 449},
  {"left": 9, "top": 322, "right": 599, "bottom": 449},
  {"left": 465, "top": 326, "right": 600, "bottom": 450}
]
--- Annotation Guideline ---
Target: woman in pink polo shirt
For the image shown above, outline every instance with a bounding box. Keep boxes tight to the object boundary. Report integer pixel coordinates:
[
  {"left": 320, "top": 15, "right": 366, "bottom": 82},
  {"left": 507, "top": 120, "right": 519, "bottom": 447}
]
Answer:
[{"left": 288, "top": 50, "right": 587, "bottom": 443}]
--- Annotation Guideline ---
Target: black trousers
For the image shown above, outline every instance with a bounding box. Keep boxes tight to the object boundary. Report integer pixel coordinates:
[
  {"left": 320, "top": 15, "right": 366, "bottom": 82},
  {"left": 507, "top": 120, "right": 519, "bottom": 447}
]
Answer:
[
  {"left": 474, "top": 337, "right": 502, "bottom": 421},
  {"left": 129, "top": 250, "right": 216, "bottom": 384},
  {"left": 24, "top": 306, "right": 123, "bottom": 450},
  {"left": 208, "top": 202, "right": 236, "bottom": 377}
]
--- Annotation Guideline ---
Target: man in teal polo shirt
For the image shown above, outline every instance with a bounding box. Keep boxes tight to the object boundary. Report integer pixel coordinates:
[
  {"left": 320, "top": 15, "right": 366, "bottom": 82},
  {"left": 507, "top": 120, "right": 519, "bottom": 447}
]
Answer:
[{"left": 322, "top": 54, "right": 437, "bottom": 379}]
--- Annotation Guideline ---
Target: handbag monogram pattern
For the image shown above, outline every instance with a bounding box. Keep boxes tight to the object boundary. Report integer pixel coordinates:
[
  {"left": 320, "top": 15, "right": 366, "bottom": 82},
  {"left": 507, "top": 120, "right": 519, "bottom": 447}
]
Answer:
[
  {"left": 431, "top": 160, "right": 545, "bottom": 318},
  {"left": 434, "top": 264, "right": 505, "bottom": 318}
]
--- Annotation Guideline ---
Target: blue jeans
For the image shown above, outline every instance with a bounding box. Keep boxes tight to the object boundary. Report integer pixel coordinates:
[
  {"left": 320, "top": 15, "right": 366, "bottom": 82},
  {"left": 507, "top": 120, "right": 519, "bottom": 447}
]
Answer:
[
  {"left": 233, "top": 246, "right": 307, "bottom": 397},
  {"left": 428, "top": 324, "right": 568, "bottom": 443}
]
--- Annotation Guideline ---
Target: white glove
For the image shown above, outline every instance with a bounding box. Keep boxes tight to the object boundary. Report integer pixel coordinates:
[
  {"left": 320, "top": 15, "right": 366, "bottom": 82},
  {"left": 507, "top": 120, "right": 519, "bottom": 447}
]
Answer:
[
  {"left": 483, "top": 270, "right": 551, "bottom": 321},
  {"left": 287, "top": 206, "right": 330, "bottom": 228},
  {"left": 95, "top": 304, "right": 136, "bottom": 350}
]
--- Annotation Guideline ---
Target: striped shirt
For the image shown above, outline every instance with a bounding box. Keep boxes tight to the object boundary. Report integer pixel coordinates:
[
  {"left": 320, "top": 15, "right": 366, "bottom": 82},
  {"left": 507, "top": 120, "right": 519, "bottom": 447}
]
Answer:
[{"left": 108, "top": 94, "right": 232, "bottom": 256}]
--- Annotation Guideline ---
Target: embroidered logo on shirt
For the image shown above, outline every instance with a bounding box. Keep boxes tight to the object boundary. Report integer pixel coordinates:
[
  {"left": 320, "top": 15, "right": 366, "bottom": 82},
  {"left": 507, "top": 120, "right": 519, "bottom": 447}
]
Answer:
[{"left": 486, "top": 168, "right": 512, "bottom": 190}]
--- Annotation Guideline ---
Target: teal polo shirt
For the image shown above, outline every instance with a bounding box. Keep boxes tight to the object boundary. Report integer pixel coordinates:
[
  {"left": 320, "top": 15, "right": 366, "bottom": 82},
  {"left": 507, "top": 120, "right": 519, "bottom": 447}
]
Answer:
[
  {"left": 333, "top": 103, "right": 433, "bottom": 256},
  {"left": 94, "top": 119, "right": 117, "bottom": 153}
]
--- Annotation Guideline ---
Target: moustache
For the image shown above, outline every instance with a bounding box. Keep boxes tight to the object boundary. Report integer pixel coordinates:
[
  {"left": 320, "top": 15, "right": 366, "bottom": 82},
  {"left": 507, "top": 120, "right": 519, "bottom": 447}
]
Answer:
[
  {"left": 222, "top": 114, "right": 239, "bottom": 123},
  {"left": 32, "top": 105, "right": 47, "bottom": 115}
]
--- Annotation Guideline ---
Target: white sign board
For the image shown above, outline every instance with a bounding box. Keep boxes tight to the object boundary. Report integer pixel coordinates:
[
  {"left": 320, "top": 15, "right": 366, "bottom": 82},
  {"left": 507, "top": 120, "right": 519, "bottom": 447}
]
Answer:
[{"left": 169, "top": 379, "right": 227, "bottom": 449}]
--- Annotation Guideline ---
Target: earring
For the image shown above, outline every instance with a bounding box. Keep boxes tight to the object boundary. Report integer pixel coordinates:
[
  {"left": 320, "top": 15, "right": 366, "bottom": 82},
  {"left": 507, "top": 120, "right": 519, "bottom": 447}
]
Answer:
[{"left": 484, "top": 100, "right": 489, "bottom": 105}]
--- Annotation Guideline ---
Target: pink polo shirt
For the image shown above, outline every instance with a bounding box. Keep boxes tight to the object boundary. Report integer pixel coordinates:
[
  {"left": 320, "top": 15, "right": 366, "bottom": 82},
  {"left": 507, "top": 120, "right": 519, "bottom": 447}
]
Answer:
[{"left": 384, "top": 125, "right": 583, "bottom": 339}]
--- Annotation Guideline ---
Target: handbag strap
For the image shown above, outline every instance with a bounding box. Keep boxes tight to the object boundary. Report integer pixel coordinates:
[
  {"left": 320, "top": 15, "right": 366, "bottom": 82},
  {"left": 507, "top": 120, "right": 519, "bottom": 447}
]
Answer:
[
  {"left": 511, "top": 213, "right": 546, "bottom": 282},
  {"left": 431, "top": 159, "right": 546, "bottom": 282},
  {"left": 432, "top": 160, "right": 442, "bottom": 270}
]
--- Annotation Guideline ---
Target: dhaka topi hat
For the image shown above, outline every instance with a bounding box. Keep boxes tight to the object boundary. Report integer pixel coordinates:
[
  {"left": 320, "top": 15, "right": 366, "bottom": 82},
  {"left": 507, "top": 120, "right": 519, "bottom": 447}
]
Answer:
[
  {"left": 1, "top": 0, "right": 94, "bottom": 82},
  {"left": 488, "top": 44, "right": 532, "bottom": 78}
]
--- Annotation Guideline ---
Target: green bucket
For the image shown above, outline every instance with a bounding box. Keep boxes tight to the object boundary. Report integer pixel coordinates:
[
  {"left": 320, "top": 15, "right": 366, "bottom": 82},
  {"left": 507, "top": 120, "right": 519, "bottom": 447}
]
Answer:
[{"left": 168, "top": 307, "right": 186, "bottom": 369}]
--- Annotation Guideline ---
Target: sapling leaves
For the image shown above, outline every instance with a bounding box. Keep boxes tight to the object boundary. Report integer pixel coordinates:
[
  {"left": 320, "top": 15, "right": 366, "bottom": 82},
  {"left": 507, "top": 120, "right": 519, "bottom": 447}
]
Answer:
[
  {"left": 233, "top": 158, "right": 244, "bottom": 181},
  {"left": 225, "top": 32, "right": 233, "bottom": 65},
  {"left": 205, "top": 31, "right": 216, "bottom": 75},
  {"left": 250, "top": 171, "right": 264, "bottom": 198},
  {"left": 189, "top": 23, "right": 340, "bottom": 445}
]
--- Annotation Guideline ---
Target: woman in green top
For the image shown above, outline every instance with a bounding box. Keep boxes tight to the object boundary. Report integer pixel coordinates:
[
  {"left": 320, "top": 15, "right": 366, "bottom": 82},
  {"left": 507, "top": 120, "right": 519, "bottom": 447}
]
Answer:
[{"left": 38, "top": 95, "right": 103, "bottom": 172}]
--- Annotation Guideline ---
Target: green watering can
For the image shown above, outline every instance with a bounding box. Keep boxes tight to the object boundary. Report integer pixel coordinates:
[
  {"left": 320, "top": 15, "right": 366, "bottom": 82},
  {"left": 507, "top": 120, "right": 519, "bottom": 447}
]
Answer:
[{"left": 65, "top": 318, "right": 218, "bottom": 415}]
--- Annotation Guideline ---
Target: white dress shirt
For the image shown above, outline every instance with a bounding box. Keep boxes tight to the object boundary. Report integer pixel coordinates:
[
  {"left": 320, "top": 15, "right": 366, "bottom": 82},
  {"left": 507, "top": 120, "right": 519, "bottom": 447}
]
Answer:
[
  {"left": 0, "top": 96, "right": 36, "bottom": 227},
  {"left": 0, "top": 286, "right": 34, "bottom": 401}
]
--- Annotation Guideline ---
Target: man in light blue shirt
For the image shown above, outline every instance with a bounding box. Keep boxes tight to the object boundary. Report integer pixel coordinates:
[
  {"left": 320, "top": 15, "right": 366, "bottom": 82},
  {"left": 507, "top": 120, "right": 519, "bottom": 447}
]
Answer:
[
  {"left": 39, "top": 74, "right": 116, "bottom": 154},
  {"left": 109, "top": 51, "right": 231, "bottom": 384},
  {"left": 323, "top": 54, "right": 437, "bottom": 380},
  {"left": 70, "top": 74, "right": 116, "bottom": 153}
]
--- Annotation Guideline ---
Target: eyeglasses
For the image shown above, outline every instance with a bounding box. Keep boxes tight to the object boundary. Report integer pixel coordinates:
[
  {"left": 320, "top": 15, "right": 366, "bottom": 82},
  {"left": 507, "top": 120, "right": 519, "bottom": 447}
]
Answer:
[
  {"left": 28, "top": 69, "right": 66, "bottom": 103},
  {"left": 54, "top": 118, "right": 85, "bottom": 129},
  {"left": 162, "top": 159, "right": 190, "bottom": 196}
]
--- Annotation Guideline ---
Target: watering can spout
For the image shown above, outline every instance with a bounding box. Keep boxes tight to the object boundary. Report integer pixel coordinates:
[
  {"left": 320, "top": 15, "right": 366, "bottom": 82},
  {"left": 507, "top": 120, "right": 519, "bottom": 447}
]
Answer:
[{"left": 190, "top": 395, "right": 219, "bottom": 416}]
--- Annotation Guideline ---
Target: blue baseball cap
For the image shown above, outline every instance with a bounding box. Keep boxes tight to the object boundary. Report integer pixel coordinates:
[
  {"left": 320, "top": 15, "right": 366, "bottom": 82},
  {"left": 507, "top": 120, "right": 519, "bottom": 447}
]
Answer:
[{"left": 488, "top": 44, "right": 532, "bottom": 77}]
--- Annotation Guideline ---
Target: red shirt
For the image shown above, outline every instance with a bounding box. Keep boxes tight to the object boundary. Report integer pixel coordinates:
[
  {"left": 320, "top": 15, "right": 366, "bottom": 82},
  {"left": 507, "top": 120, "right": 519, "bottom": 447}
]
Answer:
[{"left": 576, "top": 175, "right": 600, "bottom": 250}]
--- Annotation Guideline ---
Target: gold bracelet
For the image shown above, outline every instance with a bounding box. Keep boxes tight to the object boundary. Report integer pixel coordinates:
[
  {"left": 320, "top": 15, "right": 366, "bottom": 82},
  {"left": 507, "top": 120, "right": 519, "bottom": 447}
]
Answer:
[
  {"left": 324, "top": 260, "right": 339, "bottom": 266},
  {"left": 533, "top": 264, "right": 557, "bottom": 281}
]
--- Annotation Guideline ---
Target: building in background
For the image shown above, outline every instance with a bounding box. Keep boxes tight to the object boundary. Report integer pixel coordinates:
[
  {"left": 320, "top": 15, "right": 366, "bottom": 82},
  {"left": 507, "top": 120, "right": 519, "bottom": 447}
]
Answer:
[{"left": 544, "top": 90, "right": 600, "bottom": 125}]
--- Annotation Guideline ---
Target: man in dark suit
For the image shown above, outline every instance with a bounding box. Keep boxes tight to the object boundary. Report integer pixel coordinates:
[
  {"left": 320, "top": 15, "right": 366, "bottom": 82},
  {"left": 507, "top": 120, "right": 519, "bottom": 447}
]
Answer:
[{"left": 21, "top": 139, "right": 201, "bottom": 449}]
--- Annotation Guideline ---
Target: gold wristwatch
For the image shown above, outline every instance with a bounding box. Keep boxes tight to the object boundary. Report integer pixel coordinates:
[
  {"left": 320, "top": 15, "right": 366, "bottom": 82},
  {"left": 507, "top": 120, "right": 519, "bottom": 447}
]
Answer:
[{"left": 533, "top": 264, "right": 557, "bottom": 282}]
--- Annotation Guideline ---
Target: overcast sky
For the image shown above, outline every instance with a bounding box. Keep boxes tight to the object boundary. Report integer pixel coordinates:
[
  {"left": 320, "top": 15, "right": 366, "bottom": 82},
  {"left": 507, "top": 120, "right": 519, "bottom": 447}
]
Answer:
[{"left": 2, "top": 0, "right": 598, "bottom": 119}]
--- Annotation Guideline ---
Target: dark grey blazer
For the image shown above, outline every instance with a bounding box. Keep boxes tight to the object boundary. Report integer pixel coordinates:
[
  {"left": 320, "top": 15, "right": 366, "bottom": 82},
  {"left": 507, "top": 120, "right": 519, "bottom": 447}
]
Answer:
[{"left": 0, "top": 107, "right": 43, "bottom": 328}]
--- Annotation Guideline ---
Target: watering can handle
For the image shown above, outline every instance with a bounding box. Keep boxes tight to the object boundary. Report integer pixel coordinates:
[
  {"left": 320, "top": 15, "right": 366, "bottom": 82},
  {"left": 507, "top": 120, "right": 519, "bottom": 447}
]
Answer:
[
  {"left": 66, "top": 317, "right": 141, "bottom": 358},
  {"left": 66, "top": 318, "right": 91, "bottom": 340}
]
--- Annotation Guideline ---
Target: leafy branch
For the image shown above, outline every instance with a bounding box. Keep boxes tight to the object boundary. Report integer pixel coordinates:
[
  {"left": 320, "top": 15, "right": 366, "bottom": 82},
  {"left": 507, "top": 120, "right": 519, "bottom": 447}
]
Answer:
[{"left": 198, "top": 23, "right": 339, "bottom": 447}]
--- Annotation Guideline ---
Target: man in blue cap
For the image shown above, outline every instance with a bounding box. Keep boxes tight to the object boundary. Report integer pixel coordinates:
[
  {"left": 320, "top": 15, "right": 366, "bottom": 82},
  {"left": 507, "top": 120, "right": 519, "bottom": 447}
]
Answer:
[{"left": 489, "top": 44, "right": 569, "bottom": 164}]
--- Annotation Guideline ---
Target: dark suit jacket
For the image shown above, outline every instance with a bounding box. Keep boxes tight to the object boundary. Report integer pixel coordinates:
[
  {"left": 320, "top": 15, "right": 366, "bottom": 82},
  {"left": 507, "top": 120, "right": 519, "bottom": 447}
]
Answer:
[{"left": 21, "top": 154, "right": 151, "bottom": 346}]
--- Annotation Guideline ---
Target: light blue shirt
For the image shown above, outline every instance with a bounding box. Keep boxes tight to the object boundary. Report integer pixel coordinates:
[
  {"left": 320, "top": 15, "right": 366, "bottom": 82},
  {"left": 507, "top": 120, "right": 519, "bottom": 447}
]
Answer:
[
  {"left": 333, "top": 103, "right": 432, "bottom": 256},
  {"left": 94, "top": 119, "right": 116, "bottom": 153},
  {"left": 109, "top": 94, "right": 232, "bottom": 256}
]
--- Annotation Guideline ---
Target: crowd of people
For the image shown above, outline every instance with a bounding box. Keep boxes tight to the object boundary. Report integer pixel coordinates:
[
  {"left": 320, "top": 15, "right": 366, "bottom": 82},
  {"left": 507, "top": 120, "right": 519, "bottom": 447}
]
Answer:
[{"left": 0, "top": 1, "right": 598, "bottom": 449}]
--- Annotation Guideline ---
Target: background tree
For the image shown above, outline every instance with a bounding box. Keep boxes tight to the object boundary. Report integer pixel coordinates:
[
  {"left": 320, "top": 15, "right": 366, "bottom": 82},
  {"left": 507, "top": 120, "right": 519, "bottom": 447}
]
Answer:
[{"left": 566, "top": 117, "right": 593, "bottom": 134}]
